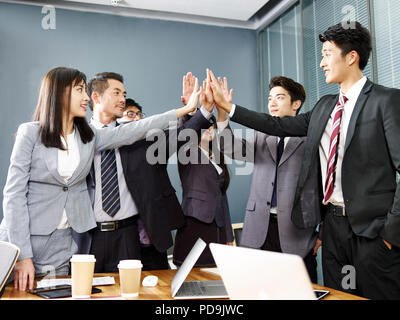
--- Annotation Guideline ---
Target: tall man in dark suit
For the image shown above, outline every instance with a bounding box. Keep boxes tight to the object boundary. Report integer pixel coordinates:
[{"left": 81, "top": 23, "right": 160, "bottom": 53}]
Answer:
[
  {"left": 217, "top": 76, "right": 320, "bottom": 283},
  {"left": 208, "top": 22, "right": 400, "bottom": 299},
  {"left": 73, "top": 72, "right": 213, "bottom": 272}
]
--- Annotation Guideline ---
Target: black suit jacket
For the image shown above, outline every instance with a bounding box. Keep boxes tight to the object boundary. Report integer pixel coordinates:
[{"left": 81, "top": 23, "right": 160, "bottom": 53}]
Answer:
[
  {"left": 74, "top": 110, "right": 213, "bottom": 253},
  {"left": 231, "top": 79, "right": 400, "bottom": 247}
]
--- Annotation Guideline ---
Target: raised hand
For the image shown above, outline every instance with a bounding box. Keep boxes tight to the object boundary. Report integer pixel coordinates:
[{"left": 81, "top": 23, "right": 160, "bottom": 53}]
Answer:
[
  {"left": 215, "top": 76, "right": 233, "bottom": 122},
  {"left": 207, "top": 69, "right": 233, "bottom": 113},
  {"left": 181, "top": 72, "right": 196, "bottom": 105},
  {"left": 176, "top": 77, "right": 201, "bottom": 118},
  {"left": 200, "top": 79, "right": 214, "bottom": 113},
  {"left": 218, "top": 76, "right": 233, "bottom": 104}
]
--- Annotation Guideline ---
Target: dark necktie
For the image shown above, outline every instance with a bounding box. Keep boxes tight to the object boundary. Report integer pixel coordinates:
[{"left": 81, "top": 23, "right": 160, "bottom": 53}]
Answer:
[
  {"left": 101, "top": 146, "right": 121, "bottom": 217},
  {"left": 271, "top": 137, "right": 285, "bottom": 207}
]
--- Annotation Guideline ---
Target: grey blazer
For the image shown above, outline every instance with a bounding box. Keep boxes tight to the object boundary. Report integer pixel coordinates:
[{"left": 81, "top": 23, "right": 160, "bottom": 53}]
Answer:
[
  {"left": 0, "top": 110, "right": 177, "bottom": 260},
  {"left": 219, "top": 124, "right": 319, "bottom": 258}
]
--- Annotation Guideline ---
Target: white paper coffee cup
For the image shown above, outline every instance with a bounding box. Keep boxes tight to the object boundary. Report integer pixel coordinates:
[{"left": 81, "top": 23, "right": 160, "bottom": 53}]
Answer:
[
  {"left": 118, "top": 260, "right": 143, "bottom": 298},
  {"left": 70, "top": 254, "right": 96, "bottom": 299}
]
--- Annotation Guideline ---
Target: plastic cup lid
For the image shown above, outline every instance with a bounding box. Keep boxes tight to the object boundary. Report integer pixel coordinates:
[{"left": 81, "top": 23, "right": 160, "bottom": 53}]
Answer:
[
  {"left": 70, "top": 254, "right": 96, "bottom": 263},
  {"left": 118, "top": 259, "right": 143, "bottom": 269}
]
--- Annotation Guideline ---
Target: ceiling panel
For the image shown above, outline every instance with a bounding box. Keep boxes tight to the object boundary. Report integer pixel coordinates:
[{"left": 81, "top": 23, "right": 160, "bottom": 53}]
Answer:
[
  {"left": 61, "top": 0, "right": 270, "bottom": 21},
  {"left": 1, "top": 0, "right": 297, "bottom": 30}
]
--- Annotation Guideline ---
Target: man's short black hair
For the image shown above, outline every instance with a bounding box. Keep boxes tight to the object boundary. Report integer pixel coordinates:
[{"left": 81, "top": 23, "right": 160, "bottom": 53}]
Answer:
[
  {"left": 87, "top": 72, "right": 124, "bottom": 110},
  {"left": 319, "top": 21, "right": 372, "bottom": 70},
  {"left": 269, "top": 76, "right": 306, "bottom": 114},
  {"left": 125, "top": 98, "right": 142, "bottom": 112}
]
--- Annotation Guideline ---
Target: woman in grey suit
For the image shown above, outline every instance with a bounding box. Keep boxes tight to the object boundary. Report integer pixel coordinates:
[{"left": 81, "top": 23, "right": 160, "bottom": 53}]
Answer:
[{"left": 0, "top": 67, "right": 200, "bottom": 291}]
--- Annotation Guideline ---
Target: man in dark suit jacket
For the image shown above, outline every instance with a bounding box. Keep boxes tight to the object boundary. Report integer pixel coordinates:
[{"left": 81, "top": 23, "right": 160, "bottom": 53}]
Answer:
[
  {"left": 73, "top": 72, "right": 213, "bottom": 272},
  {"left": 217, "top": 76, "right": 320, "bottom": 283},
  {"left": 208, "top": 22, "right": 400, "bottom": 299}
]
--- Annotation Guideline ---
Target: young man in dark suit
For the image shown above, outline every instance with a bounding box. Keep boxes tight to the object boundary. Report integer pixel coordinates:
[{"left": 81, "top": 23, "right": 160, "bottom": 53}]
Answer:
[
  {"left": 217, "top": 76, "right": 321, "bottom": 283},
  {"left": 208, "top": 22, "right": 400, "bottom": 299}
]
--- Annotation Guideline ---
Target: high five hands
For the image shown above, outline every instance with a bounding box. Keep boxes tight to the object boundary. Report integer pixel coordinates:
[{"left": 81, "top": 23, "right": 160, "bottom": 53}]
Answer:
[
  {"left": 207, "top": 68, "right": 233, "bottom": 115},
  {"left": 181, "top": 69, "right": 234, "bottom": 116},
  {"left": 176, "top": 74, "right": 202, "bottom": 118}
]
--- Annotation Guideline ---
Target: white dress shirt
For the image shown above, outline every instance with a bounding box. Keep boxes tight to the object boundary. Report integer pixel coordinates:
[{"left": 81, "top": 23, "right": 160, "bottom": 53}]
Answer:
[
  {"left": 319, "top": 76, "right": 367, "bottom": 206},
  {"left": 57, "top": 130, "right": 80, "bottom": 229},
  {"left": 91, "top": 119, "right": 139, "bottom": 222}
]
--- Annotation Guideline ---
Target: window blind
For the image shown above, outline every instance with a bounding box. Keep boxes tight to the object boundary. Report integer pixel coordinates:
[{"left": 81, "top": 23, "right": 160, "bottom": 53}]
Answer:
[
  {"left": 372, "top": 0, "right": 400, "bottom": 89},
  {"left": 259, "top": 3, "right": 302, "bottom": 112},
  {"left": 301, "top": 0, "right": 370, "bottom": 111}
]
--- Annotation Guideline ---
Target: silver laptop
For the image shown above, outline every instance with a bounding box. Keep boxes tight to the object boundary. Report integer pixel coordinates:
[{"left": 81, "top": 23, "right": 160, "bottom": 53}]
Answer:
[
  {"left": 171, "top": 238, "right": 228, "bottom": 299},
  {"left": 209, "top": 243, "right": 317, "bottom": 300},
  {"left": 0, "top": 241, "right": 20, "bottom": 292}
]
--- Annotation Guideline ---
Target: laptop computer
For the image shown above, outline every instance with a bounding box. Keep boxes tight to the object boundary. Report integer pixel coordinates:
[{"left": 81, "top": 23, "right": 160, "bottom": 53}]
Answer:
[
  {"left": 209, "top": 243, "right": 317, "bottom": 300},
  {"left": 171, "top": 238, "right": 228, "bottom": 299},
  {"left": 0, "top": 241, "right": 20, "bottom": 293}
]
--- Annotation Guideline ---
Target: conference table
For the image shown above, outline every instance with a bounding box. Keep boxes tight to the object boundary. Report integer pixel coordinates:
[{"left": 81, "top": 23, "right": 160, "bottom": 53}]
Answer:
[{"left": 2, "top": 268, "right": 366, "bottom": 300}]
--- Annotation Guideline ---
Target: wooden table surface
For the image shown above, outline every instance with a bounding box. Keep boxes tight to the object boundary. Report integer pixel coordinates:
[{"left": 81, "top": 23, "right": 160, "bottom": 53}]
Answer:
[{"left": 1, "top": 268, "right": 367, "bottom": 300}]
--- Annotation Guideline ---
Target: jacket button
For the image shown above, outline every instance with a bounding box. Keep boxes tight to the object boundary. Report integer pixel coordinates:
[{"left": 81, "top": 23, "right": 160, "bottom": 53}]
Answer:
[{"left": 63, "top": 186, "right": 68, "bottom": 192}]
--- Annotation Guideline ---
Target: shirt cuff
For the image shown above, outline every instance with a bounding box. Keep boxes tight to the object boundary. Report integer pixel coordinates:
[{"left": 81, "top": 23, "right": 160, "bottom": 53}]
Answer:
[
  {"left": 229, "top": 104, "right": 236, "bottom": 118},
  {"left": 199, "top": 106, "right": 213, "bottom": 120}
]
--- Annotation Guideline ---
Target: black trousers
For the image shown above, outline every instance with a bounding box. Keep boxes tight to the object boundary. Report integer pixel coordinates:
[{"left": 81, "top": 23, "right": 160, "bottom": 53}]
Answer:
[
  {"left": 260, "top": 215, "right": 318, "bottom": 284},
  {"left": 173, "top": 216, "right": 227, "bottom": 268},
  {"left": 140, "top": 244, "right": 169, "bottom": 271},
  {"left": 322, "top": 211, "right": 400, "bottom": 300},
  {"left": 89, "top": 222, "right": 141, "bottom": 273}
]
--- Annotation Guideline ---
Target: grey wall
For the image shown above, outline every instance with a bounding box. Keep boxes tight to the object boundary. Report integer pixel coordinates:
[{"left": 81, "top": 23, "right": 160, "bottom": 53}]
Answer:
[{"left": 0, "top": 2, "right": 259, "bottom": 223}]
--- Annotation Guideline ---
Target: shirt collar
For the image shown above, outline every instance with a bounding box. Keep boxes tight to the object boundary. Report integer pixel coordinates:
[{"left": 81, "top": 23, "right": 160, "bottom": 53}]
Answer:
[
  {"left": 90, "top": 117, "right": 117, "bottom": 129},
  {"left": 340, "top": 76, "right": 367, "bottom": 103}
]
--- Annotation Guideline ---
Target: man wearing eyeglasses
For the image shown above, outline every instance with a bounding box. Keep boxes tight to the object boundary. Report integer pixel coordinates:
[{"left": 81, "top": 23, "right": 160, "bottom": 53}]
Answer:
[{"left": 119, "top": 98, "right": 146, "bottom": 122}]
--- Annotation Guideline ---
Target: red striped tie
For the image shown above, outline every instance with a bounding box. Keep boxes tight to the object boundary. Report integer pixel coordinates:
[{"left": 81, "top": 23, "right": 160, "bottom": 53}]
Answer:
[{"left": 323, "top": 95, "right": 348, "bottom": 203}]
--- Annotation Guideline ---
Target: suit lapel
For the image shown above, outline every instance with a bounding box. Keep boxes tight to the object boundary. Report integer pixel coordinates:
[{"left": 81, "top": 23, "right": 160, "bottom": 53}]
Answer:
[
  {"left": 68, "top": 129, "right": 91, "bottom": 184},
  {"left": 279, "top": 137, "right": 304, "bottom": 167},
  {"left": 266, "top": 136, "right": 277, "bottom": 163},
  {"left": 119, "top": 147, "right": 129, "bottom": 177},
  {"left": 42, "top": 145, "right": 65, "bottom": 184},
  {"left": 344, "top": 79, "right": 373, "bottom": 153},
  {"left": 198, "top": 146, "right": 219, "bottom": 177},
  {"left": 115, "top": 122, "right": 129, "bottom": 176},
  {"left": 265, "top": 135, "right": 304, "bottom": 166},
  {"left": 313, "top": 95, "right": 339, "bottom": 149}
]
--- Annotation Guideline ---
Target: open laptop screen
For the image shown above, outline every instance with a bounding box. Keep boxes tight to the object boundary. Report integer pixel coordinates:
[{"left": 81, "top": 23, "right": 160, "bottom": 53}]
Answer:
[{"left": 171, "top": 238, "right": 207, "bottom": 297}]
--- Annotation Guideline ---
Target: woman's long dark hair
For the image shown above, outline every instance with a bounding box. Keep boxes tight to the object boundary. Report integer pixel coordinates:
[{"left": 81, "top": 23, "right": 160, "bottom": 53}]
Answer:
[{"left": 32, "top": 67, "right": 94, "bottom": 149}]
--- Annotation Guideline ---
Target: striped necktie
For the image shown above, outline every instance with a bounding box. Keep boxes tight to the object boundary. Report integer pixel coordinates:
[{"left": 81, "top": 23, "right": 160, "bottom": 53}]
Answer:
[
  {"left": 323, "top": 95, "right": 348, "bottom": 203},
  {"left": 101, "top": 148, "right": 121, "bottom": 217}
]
